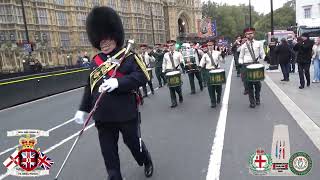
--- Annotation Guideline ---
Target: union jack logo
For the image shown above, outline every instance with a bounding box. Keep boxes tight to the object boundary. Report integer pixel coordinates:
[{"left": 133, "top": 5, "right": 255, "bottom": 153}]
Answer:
[{"left": 37, "top": 152, "right": 54, "bottom": 170}]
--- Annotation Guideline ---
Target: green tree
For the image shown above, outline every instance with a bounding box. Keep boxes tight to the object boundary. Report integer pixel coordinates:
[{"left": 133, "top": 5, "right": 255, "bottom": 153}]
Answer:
[{"left": 201, "top": 0, "right": 295, "bottom": 41}]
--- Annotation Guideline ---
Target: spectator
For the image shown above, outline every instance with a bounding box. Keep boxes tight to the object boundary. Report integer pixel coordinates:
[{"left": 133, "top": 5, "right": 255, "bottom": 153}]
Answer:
[
  {"left": 34, "top": 59, "right": 43, "bottom": 73},
  {"left": 312, "top": 37, "right": 320, "bottom": 83},
  {"left": 275, "top": 38, "right": 291, "bottom": 81},
  {"left": 287, "top": 35, "right": 296, "bottom": 73},
  {"left": 293, "top": 33, "right": 315, "bottom": 89},
  {"left": 82, "top": 52, "right": 90, "bottom": 68}
]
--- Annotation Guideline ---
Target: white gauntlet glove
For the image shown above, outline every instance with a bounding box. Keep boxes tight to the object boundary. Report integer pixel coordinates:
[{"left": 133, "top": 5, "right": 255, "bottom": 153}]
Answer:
[
  {"left": 73, "top": 110, "right": 88, "bottom": 124},
  {"left": 98, "top": 78, "right": 119, "bottom": 93}
]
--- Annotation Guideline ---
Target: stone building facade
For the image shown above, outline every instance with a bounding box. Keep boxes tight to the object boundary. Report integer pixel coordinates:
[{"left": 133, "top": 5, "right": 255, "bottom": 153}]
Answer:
[{"left": 0, "top": 0, "right": 201, "bottom": 72}]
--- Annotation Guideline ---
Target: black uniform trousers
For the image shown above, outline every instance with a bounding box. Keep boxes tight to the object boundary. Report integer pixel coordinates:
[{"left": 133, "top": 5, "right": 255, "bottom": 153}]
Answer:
[
  {"left": 169, "top": 86, "right": 182, "bottom": 105},
  {"left": 207, "top": 85, "right": 222, "bottom": 105},
  {"left": 240, "top": 65, "right": 248, "bottom": 92},
  {"left": 142, "top": 80, "right": 154, "bottom": 96},
  {"left": 96, "top": 120, "right": 151, "bottom": 180},
  {"left": 155, "top": 67, "right": 166, "bottom": 87},
  {"left": 248, "top": 81, "right": 261, "bottom": 105},
  {"left": 234, "top": 54, "right": 241, "bottom": 76},
  {"left": 188, "top": 71, "right": 203, "bottom": 93},
  {"left": 298, "top": 63, "right": 311, "bottom": 87}
]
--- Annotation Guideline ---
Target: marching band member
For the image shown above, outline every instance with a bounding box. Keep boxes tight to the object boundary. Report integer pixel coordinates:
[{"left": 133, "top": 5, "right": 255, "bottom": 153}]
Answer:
[
  {"left": 162, "top": 40, "right": 184, "bottom": 108},
  {"left": 182, "top": 43, "right": 203, "bottom": 94},
  {"left": 239, "top": 27, "right": 266, "bottom": 108},
  {"left": 200, "top": 41, "right": 224, "bottom": 108},
  {"left": 149, "top": 43, "right": 167, "bottom": 88},
  {"left": 73, "top": 7, "right": 153, "bottom": 179},
  {"left": 140, "top": 44, "right": 155, "bottom": 97}
]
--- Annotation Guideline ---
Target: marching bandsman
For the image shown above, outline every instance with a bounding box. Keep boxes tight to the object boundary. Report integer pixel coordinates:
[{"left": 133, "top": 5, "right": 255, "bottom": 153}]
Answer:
[
  {"left": 140, "top": 44, "right": 155, "bottom": 96},
  {"left": 239, "top": 35, "right": 249, "bottom": 95},
  {"left": 182, "top": 43, "right": 203, "bottom": 94},
  {"left": 232, "top": 35, "right": 242, "bottom": 77},
  {"left": 239, "top": 27, "right": 266, "bottom": 108},
  {"left": 162, "top": 40, "right": 184, "bottom": 108},
  {"left": 73, "top": 7, "right": 153, "bottom": 180},
  {"left": 149, "top": 43, "right": 167, "bottom": 88},
  {"left": 200, "top": 41, "right": 225, "bottom": 108}
]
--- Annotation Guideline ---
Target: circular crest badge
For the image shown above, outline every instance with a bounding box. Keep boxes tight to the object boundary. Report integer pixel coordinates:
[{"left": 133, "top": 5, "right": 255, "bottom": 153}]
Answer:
[{"left": 289, "top": 152, "right": 312, "bottom": 176}]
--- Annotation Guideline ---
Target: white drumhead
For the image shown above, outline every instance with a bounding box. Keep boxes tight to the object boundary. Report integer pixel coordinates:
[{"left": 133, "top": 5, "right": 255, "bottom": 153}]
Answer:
[
  {"left": 247, "top": 64, "right": 264, "bottom": 69},
  {"left": 146, "top": 68, "right": 152, "bottom": 71},
  {"left": 209, "top": 69, "right": 225, "bottom": 73},
  {"left": 166, "top": 71, "right": 180, "bottom": 76}
]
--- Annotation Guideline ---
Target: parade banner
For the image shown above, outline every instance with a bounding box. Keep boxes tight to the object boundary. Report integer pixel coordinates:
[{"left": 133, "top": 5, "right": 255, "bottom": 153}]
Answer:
[
  {"left": 211, "top": 19, "right": 217, "bottom": 37},
  {"left": 197, "top": 18, "right": 213, "bottom": 37}
]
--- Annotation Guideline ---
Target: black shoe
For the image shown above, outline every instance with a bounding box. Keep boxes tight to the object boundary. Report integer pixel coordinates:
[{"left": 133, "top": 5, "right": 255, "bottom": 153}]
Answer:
[
  {"left": 285, "top": 79, "right": 289, "bottom": 81},
  {"left": 144, "top": 160, "right": 153, "bottom": 178},
  {"left": 307, "top": 83, "right": 310, "bottom": 87},
  {"left": 143, "top": 95, "right": 148, "bottom": 98},
  {"left": 170, "top": 104, "right": 177, "bottom": 108},
  {"left": 200, "top": 86, "right": 203, "bottom": 91},
  {"left": 281, "top": 79, "right": 286, "bottom": 81},
  {"left": 250, "top": 104, "right": 256, "bottom": 108},
  {"left": 159, "top": 85, "right": 163, "bottom": 88},
  {"left": 211, "top": 104, "right": 217, "bottom": 108},
  {"left": 217, "top": 98, "right": 221, "bottom": 104},
  {"left": 190, "top": 91, "right": 196, "bottom": 94},
  {"left": 256, "top": 100, "right": 260, "bottom": 105},
  {"left": 151, "top": 91, "right": 155, "bottom": 95},
  {"left": 243, "top": 90, "right": 248, "bottom": 95},
  {"left": 179, "top": 96, "right": 183, "bottom": 103},
  {"left": 299, "top": 86, "right": 304, "bottom": 89}
]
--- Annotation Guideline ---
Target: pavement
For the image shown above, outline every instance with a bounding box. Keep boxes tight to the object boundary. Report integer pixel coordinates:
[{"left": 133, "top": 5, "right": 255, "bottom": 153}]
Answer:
[
  {"left": 266, "top": 63, "right": 320, "bottom": 127},
  {"left": 0, "top": 56, "right": 319, "bottom": 180}
]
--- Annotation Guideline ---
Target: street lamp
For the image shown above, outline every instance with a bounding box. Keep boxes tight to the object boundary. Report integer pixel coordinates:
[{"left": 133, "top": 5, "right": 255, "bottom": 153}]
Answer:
[
  {"left": 249, "top": 0, "right": 252, "bottom": 28},
  {"left": 268, "top": 0, "right": 278, "bottom": 70}
]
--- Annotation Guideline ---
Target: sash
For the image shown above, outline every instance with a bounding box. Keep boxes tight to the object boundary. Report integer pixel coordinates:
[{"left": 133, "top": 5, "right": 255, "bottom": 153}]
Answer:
[
  {"left": 89, "top": 48, "right": 126, "bottom": 92},
  {"left": 209, "top": 51, "right": 217, "bottom": 68},
  {"left": 169, "top": 52, "right": 176, "bottom": 70},
  {"left": 246, "top": 41, "right": 258, "bottom": 63}
]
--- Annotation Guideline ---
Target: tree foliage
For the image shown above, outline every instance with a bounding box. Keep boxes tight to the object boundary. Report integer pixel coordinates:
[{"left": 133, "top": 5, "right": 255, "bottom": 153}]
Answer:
[{"left": 201, "top": 1, "right": 295, "bottom": 41}]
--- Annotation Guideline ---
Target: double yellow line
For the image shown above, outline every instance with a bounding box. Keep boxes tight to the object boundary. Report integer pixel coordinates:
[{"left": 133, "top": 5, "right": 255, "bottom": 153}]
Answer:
[{"left": 0, "top": 69, "right": 90, "bottom": 86}]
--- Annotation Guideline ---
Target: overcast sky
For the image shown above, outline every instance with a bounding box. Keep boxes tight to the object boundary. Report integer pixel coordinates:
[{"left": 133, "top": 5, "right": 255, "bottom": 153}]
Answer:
[{"left": 201, "top": 0, "right": 289, "bottom": 15}]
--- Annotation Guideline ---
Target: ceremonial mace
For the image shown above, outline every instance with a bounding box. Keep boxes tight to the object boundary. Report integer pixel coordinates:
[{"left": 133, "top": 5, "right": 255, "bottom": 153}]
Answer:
[{"left": 54, "top": 39, "right": 135, "bottom": 180}]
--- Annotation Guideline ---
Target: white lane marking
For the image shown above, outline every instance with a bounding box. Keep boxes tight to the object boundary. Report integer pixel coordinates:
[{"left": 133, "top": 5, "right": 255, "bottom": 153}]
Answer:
[
  {"left": 0, "top": 123, "right": 96, "bottom": 180},
  {"left": 206, "top": 59, "right": 233, "bottom": 180},
  {"left": 0, "top": 87, "right": 84, "bottom": 112},
  {"left": 0, "top": 118, "right": 75, "bottom": 156},
  {"left": 265, "top": 75, "right": 320, "bottom": 151}
]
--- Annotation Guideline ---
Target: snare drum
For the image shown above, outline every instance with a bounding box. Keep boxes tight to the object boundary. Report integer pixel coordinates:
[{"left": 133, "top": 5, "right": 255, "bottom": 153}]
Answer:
[
  {"left": 208, "top": 69, "right": 226, "bottom": 85},
  {"left": 185, "top": 62, "right": 199, "bottom": 73},
  {"left": 245, "top": 64, "right": 265, "bottom": 82},
  {"left": 147, "top": 68, "right": 153, "bottom": 79},
  {"left": 165, "top": 71, "right": 182, "bottom": 87}
]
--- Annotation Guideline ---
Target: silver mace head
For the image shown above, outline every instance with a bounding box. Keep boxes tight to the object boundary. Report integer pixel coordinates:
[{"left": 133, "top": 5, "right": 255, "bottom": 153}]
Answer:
[{"left": 125, "top": 39, "right": 135, "bottom": 55}]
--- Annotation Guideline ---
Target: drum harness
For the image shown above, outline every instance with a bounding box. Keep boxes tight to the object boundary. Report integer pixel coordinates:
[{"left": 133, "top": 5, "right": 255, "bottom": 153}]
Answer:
[{"left": 246, "top": 41, "right": 260, "bottom": 64}]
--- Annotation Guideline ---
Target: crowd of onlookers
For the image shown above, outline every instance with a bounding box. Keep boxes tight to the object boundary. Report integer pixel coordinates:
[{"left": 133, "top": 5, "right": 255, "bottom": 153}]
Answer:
[{"left": 273, "top": 33, "right": 320, "bottom": 89}]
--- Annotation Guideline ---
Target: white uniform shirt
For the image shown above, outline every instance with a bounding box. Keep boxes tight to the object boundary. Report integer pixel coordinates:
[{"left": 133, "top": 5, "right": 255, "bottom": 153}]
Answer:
[
  {"left": 239, "top": 39, "right": 265, "bottom": 64},
  {"left": 141, "top": 52, "right": 154, "bottom": 67},
  {"left": 162, "top": 51, "right": 183, "bottom": 72},
  {"left": 200, "top": 50, "right": 224, "bottom": 69}
]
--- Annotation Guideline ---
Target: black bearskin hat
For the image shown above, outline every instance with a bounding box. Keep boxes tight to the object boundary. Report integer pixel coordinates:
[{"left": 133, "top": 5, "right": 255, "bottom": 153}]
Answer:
[{"left": 86, "top": 6, "right": 124, "bottom": 50}]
